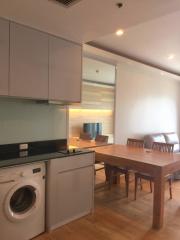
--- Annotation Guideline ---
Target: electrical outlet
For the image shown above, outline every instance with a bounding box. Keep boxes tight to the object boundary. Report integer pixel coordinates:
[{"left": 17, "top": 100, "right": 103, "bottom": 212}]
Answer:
[
  {"left": 19, "top": 151, "right": 28, "bottom": 157},
  {"left": 19, "top": 143, "right": 28, "bottom": 151}
]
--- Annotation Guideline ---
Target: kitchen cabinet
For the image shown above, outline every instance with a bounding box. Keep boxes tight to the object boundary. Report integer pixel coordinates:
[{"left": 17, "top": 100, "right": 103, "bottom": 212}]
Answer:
[
  {"left": 0, "top": 18, "right": 82, "bottom": 102},
  {"left": 46, "top": 152, "right": 94, "bottom": 231},
  {"left": 10, "top": 23, "right": 49, "bottom": 99},
  {"left": 49, "top": 36, "right": 82, "bottom": 102},
  {"left": 0, "top": 18, "right": 9, "bottom": 96}
]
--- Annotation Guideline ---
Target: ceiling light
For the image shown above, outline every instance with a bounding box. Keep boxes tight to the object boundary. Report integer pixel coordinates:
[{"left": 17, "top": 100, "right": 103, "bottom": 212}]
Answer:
[
  {"left": 116, "top": 29, "right": 124, "bottom": 36},
  {"left": 168, "top": 54, "right": 175, "bottom": 60}
]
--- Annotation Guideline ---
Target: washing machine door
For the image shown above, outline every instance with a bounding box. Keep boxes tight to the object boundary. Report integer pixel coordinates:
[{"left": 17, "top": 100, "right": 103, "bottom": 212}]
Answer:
[{"left": 4, "top": 180, "right": 41, "bottom": 222}]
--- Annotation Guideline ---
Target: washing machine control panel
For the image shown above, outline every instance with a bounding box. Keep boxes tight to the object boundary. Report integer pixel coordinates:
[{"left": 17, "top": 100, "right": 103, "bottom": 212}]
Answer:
[{"left": 0, "top": 163, "right": 45, "bottom": 183}]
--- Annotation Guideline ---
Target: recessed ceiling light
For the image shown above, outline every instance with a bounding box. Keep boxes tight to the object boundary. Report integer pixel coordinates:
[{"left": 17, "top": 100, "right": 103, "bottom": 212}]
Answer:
[
  {"left": 168, "top": 54, "right": 175, "bottom": 60},
  {"left": 116, "top": 29, "right": 124, "bottom": 36}
]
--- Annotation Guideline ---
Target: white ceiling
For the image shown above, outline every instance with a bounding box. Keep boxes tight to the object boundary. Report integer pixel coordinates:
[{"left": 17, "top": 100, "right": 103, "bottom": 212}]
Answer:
[
  {"left": 83, "top": 57, "right": 116, "bottom": 84},
  {"left": 1, "top": 0, "right": 180, "bottom": 74},
  {"left": 93, "top": 9, "right": 180, "bottom": 75},
  {"left": 1, "top": 0, "right": 180, "bottom": 45}
]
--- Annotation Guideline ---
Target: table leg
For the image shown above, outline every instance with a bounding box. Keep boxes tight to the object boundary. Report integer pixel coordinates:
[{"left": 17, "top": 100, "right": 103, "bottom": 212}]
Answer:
[{"left": 153, "top": 174, "right": 165, "bottom": 229}]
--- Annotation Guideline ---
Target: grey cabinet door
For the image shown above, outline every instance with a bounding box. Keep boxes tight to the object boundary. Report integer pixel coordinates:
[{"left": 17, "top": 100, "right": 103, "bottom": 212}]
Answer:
[
  {"left": 46, "top": 153, "right": 95, "bottom": 231},
  {"left": 10, "top": 23, "right": 49, "bottom": 99},
  {"left": 49, "top": 36, "right": 82, "bottom": 102},
  {"left": 55, "top": 166, "right": 93, "bottom": 226},
  {"left": 0, "top": 18, "right": 9, "bottom": 96},
  {"left": 48, "top": 166, "right": 94, "bottom": 229}
]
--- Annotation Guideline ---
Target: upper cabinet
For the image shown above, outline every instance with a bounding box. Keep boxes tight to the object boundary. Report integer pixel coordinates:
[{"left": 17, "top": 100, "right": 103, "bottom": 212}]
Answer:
[
  {"left": 0, "top": 19, "right": 82, "bottom": 102},
  {"left": 9, "top": 23, "right": 49, "bottom": 99},
  {"left": 49, "top": 36, "right": 82, "bottom": 102},
  {"left": 0, "top": 18, "right": 9, "bottom": 96}
]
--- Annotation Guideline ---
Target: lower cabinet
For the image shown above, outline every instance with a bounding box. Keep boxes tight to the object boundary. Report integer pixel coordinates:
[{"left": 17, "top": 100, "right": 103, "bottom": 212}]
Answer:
[{"left": 46, "top": 152, "right": 94, "bottom": 231}]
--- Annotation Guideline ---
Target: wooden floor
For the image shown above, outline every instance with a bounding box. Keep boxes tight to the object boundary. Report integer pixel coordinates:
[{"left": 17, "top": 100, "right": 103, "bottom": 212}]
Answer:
[{"left": 34, "top": 171, "right": 180, "bottom": 240}]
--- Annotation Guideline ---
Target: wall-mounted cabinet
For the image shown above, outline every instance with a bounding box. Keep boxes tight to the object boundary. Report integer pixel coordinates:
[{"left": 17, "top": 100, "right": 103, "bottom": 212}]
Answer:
[
  {"left": 0, "top": 19, "right": 82, "bottom": 103},
  {"left": 0, "top": 18, "right": 9, "bottom": 96},
  {"left": 9, "top": 23, "right": 49, "bottom": 99},
  {"left": 49, "top": 36, "right": 82, "bottom": 102}
]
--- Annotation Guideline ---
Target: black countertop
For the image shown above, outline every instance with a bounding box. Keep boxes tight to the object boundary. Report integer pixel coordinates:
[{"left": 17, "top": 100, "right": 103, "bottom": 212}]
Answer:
[
  {"left": 0, "top": 149, "right": 94, "bottom": 168},
  {"left": 0, "top": 139, "right": 94, "bottom": 168}
]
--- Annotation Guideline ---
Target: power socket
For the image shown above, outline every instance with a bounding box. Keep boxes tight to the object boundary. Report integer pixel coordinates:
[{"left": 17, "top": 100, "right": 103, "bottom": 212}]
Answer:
[{"left": 19, "top": 143, "right": 28, "bottom": 151}]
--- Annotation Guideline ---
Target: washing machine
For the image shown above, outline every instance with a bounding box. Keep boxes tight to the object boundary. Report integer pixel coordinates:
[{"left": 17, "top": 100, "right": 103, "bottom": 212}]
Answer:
[{"left": 0, "top": 162, "right": 45, "bottom": 240}]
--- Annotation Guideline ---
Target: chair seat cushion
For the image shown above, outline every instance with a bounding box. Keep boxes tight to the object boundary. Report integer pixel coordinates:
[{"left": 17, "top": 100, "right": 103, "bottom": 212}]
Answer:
[
  {"left": 112, "top": 166, "right": 128, "bottom": 174},
  {"left": 135, "top": 172, "right": 153, "bottom": 180},
  {"left": 95, "top": 163, "right": 105, "bottom": 171},
  {"left": 136, "top": 172, "right": 172, "bottom": 180}
]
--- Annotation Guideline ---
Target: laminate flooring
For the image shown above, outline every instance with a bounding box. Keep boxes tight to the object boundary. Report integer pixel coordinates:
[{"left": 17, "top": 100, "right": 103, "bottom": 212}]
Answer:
[{"left": 34, "top": 171, "right": 180, "bottom": 240}]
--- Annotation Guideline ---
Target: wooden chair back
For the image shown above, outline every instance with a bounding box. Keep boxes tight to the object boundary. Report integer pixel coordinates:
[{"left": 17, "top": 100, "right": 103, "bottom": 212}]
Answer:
[
  {"left": 127, "top": 138, "right": 144, "bottom": 148},
  {"left": 95, "top": 135, "right": 109, "bottom": 143},
  {"left": 152, "top": 142, "right": 174, "bottom": 153},
  {"left": 80, "top": 132, "right": 92, "bottom": 140}
]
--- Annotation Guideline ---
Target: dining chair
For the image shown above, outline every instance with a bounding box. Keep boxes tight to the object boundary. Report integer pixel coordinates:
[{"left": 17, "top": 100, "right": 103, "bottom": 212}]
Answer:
[
  {"left": 152, "top": 141, "right": 174, "bottom": 152},
  {"left": 108, "top": 138, "right": 144, "bottom": 197},
  {"left": 127, "top": 138, "right": 144, "bottom": 148},
  {"left": 95, "top": 135, "right": 109, "bottom": 173},
  {"left": 79, "top": 132, "right": 92, "bottom": 140},
  {"left": 134, "top": 142, "right": 174, "bottom": 200},
  {"left": 95, "top": 135, "right": 109, "bottom": 143}
]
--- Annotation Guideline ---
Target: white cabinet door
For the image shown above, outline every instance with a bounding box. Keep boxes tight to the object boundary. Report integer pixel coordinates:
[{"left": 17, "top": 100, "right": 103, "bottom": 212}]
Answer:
[
  {"left": 46, "top": 153, "right": 95, "bottom": 231},
  {"left": 10, "top": 23, "right": 49, "bottom": 99},
  {"left": 49, "top": 166, "right": 94, "bottom": 229},
  {"left": 49, "top": 36, "right": 82, "bottom": 102},
  {"left": 0, "top": 18, "right": 9, "bottom": 96}
]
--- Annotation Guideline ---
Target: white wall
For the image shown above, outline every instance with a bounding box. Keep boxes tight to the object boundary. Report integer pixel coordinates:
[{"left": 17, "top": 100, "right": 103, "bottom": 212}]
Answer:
[
  {"left": 115, "top": 61, "right": 180, "bottom": 144},
  {"left": 84, "top": 45, "right": 180, "bottom": 144},
  {"left": 0, "top": 98, "right": 67, "bottom": 144}
]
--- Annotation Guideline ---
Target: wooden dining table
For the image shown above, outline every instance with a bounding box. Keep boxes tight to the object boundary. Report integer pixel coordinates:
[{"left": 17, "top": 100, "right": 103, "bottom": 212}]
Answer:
[
  {"left": 68, "top": 137, "right": 111, "bottom": 149},
  {"left": 94, "top": 144, "right": 180, "bottom": 229}
]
